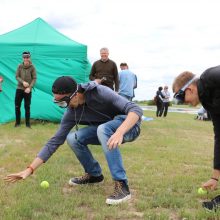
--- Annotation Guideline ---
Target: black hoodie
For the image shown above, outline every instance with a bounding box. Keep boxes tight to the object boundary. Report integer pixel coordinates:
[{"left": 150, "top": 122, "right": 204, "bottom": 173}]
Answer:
[{"left": 198, "top": 65, "right": 220, "bottom": 169}]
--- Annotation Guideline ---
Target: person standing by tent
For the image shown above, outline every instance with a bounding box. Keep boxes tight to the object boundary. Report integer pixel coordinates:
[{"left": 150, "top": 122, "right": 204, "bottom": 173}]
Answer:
[
  {"left": 118, "top": 63, "right": 137, "bottom": 101},
  {"left": 89, "top": 47, "right": 119, "bottom": 91},
  {"left": 4, "top": 76, "right": 142, "bottom": 205},
  {"left": 14, "top": 51, "right": 37, "bottom": 128}
]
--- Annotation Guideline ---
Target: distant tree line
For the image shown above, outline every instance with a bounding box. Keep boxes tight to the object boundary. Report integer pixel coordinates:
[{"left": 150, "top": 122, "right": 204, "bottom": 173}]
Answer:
[{"left": 134, "top": 99, "right": 173, "bottom": 106}]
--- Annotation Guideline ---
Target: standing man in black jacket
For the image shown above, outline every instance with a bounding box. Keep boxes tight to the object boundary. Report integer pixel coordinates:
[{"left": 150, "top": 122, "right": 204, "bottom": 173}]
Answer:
[
  {"left": 155, "top": 86, "right": 164, "bottom": 117},
  {"left": 172, "top": 66, "right": 220, "bottom": 192},
  {"left": 89, "top": 47, "right": 119, "bottom": 91}
]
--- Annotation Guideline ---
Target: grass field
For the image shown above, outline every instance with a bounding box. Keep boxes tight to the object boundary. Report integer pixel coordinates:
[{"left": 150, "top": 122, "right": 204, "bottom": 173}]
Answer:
[{"left": 0, "top": 110, "right": 219, "bottom": 219}]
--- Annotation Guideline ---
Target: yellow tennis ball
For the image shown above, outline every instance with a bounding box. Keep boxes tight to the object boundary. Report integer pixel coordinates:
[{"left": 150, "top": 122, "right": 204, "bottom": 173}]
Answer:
[
  {"left": 197, "top": 187, "right": 207, "bottom": 195},
  {"left": 40, "top": 181, "right": 49, "bottom": 189}
]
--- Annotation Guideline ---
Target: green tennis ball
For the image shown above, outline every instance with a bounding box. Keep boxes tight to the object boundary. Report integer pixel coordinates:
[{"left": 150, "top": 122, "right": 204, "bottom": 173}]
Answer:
[
  {"left": 40, "top": 181, "right": 49, "bottom": 189},
  {"left": 197, "top": 187, "right": 207, "bottom": 195}
]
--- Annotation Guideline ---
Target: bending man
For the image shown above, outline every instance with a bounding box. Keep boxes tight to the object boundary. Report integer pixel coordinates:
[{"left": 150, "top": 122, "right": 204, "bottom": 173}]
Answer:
[{"left": 4, "top": 76, "right": 142, "bottom": 205}]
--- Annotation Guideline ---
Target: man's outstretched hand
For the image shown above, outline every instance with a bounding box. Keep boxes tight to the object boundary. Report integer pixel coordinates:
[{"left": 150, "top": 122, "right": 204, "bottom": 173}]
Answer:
[{"left": 3, "top": 169, "right": 32, "bottom": 183}]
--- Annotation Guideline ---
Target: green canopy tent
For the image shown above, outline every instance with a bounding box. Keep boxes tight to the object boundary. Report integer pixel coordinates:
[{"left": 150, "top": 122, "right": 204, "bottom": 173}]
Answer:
[{"left": 0, "top": 17, "right": 91, "bottom": 124}]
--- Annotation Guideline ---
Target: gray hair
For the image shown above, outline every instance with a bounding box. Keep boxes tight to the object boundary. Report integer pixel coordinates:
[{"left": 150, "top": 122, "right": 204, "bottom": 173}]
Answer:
[{"left": 100, "top": 47, "right": 109, "bottom": 53}]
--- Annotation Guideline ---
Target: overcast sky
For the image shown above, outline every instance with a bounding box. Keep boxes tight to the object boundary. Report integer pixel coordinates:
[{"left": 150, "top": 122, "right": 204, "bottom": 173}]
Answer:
[{"left": 1, "top": 0, "right": 220, "bottom": 100}]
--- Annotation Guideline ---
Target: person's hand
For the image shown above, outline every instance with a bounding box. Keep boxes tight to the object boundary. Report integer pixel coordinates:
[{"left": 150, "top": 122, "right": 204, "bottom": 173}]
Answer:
[
  {"left": 23, "top": 81, "right": 29, "bottom": 88},
  {"left": 202, "top": 178, "right": 218, "bottom": 190},
  {"left": 24, "top": 88, "right": 31, "bottom": 93},
  {"left": 107, "top": 131, "right": 124, "bottom": 150},
  {"left": 3, "top": 169, "right": 32, "bottom": 183}
]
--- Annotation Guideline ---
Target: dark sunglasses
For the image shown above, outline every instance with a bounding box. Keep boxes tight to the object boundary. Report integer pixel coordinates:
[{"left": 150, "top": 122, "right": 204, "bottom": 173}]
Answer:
[
  {"left": 173, "top": 90, "right": 186, "bottom": 104},
  {"left": 173, "top": 76, "right": 197, "bottom": 104},
  {"left": 53, "top": 85, "right": 78, "bottom": 108}
]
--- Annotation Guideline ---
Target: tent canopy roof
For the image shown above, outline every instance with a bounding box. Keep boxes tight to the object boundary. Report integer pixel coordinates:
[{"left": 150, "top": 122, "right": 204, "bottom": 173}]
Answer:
[
  {"left": 0, "top": 17, "right": 83, "bottom": 46},
  {"left": 0, "top": 17, "right": 86, "bottom": 58}
]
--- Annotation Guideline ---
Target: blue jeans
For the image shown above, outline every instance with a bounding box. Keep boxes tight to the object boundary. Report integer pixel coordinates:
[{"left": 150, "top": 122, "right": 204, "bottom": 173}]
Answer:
[{"left": 66, "top": 115, "right": 140, "bottom": 183}]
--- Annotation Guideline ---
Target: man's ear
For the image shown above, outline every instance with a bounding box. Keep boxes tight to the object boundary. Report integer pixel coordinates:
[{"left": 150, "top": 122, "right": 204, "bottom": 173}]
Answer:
[
  {"left": 191, "top": 84, "right": 197, "bottom": 93},
  {"left": 72, "top": 93, "right": 78, "bottom": 99}
]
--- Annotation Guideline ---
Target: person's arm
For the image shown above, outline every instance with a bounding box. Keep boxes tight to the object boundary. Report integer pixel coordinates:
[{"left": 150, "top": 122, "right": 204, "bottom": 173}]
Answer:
[
  {"left": 16, "top": 65, "right": 29, "bottom": 88},
  {"left": 107, "top": 112, "right": 139, "bottom": 149},
  {"left": 4, "top": 110, "right": 75, "bottom": 183},
  {"left": 89, "top": 63, "right": 96, "bottom": 80},
  {"left": 202, "top": 114, "right": 220, "bottom": 190},
  {"left": 113, "top": 63, "right": 119, "bottom": 92},
  {"left": 202, "top": 169, "right": 220, "bottom": 190},
  {"left": 37, "top": 110, "right": 75, "bottom": 161},
  {"left": 159, "top": 92, "right": 164, "bottom": 101},
  {"left": 15, "top": 65, "right": 24, "bottom": 84},
  {"left": 29, "top": 66, "right": 37, "bottom": 89},
  {"left": 134, "top": 75, "right": 137, "bottom": 89},
  {"left": 97, "top": 87, "right": 142, "bottom": 149},
  {"left": 3, "top": 157, "right": 44, "bottom": 182},
  {"left": 211, "top": 169, "right": 220, "bottom": 180}
]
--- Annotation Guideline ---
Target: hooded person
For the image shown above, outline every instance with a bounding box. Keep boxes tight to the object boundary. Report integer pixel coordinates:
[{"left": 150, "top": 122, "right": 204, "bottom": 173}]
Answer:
[
  {"left": 4, "top": 76, "right": 143, "bottom": 205},
  {"left": 172, "top": 67, "right": 220, "bottom": 211}
]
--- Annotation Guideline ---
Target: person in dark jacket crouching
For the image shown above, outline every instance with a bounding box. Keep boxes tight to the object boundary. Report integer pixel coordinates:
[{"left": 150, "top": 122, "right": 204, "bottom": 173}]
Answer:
[
  {"left": 4, "top": 76, "right": 143, "bottom": 206},
  {"left": 172, "top": 66, "right": 220, "bottom": 211}
]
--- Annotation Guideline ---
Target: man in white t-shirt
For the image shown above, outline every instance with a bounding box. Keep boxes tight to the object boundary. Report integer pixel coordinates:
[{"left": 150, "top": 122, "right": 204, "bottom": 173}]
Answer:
[{"left": 162, "top": 86, "right": 170, "bottom": 117}]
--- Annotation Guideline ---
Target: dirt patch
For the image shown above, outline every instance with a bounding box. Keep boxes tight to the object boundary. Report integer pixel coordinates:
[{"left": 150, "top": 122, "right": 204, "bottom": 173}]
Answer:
[
  {"left": 62, "top": 183, "right": 78, "bottom": 194},
  {"left": 0, "top": 138, "right": 23, "bottom": 148},
  {"left": 0, "top": 143, "right": 5, "bottom": 148},
  {"left": 169, "top": 211, "right": 180, "bottom": 220}
]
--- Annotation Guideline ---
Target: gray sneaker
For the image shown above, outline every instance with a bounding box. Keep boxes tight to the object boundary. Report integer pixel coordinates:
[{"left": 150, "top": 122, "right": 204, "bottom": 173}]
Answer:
[
  {"left": 106, "top": 180, "right": 131, "bottom": 205},
  {"left": 69, "top": 173, "right": 104, "bottom": 186}
]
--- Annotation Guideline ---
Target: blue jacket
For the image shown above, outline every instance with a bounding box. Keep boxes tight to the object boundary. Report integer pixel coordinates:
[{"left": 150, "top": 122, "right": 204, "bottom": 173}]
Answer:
[{"left": 118, "top": 70, "right": 137, "bottom": 98}]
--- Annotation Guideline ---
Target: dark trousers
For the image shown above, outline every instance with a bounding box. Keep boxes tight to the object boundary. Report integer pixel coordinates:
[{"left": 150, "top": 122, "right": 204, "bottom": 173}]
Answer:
[
  {"left": 162, "top": 102, "right": 169, "bottom": 117},
  {"left": 15, "top": 89, "right": 32, "bottom": 125},
  {"left": 156, "top": 101, "right": 163, "bottom": 117}
]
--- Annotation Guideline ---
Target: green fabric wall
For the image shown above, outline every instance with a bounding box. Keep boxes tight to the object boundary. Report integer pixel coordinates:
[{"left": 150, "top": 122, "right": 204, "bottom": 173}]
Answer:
[{"left": 0, "top": 18, "right": 91, "bottom": 124}]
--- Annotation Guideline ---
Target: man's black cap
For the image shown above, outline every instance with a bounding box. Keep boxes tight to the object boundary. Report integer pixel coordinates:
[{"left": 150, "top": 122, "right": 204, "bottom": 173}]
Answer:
[
  {"left": 22, "top": 51, "right": 31, "bottom": 58},
  {"left": 52, "top": 76, "right": 77, "bottom": 94}
]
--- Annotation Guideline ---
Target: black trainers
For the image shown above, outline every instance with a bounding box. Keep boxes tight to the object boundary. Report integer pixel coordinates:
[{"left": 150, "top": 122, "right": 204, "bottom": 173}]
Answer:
[
  {"left": 202, "top": 195, "right": 220, "bottom": 212},
  {"left": 106, "top": 180, "right": 131, "bottom": 205},
  {"left": 69, "top": 173, "right": 104, "bottom": 186}
]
